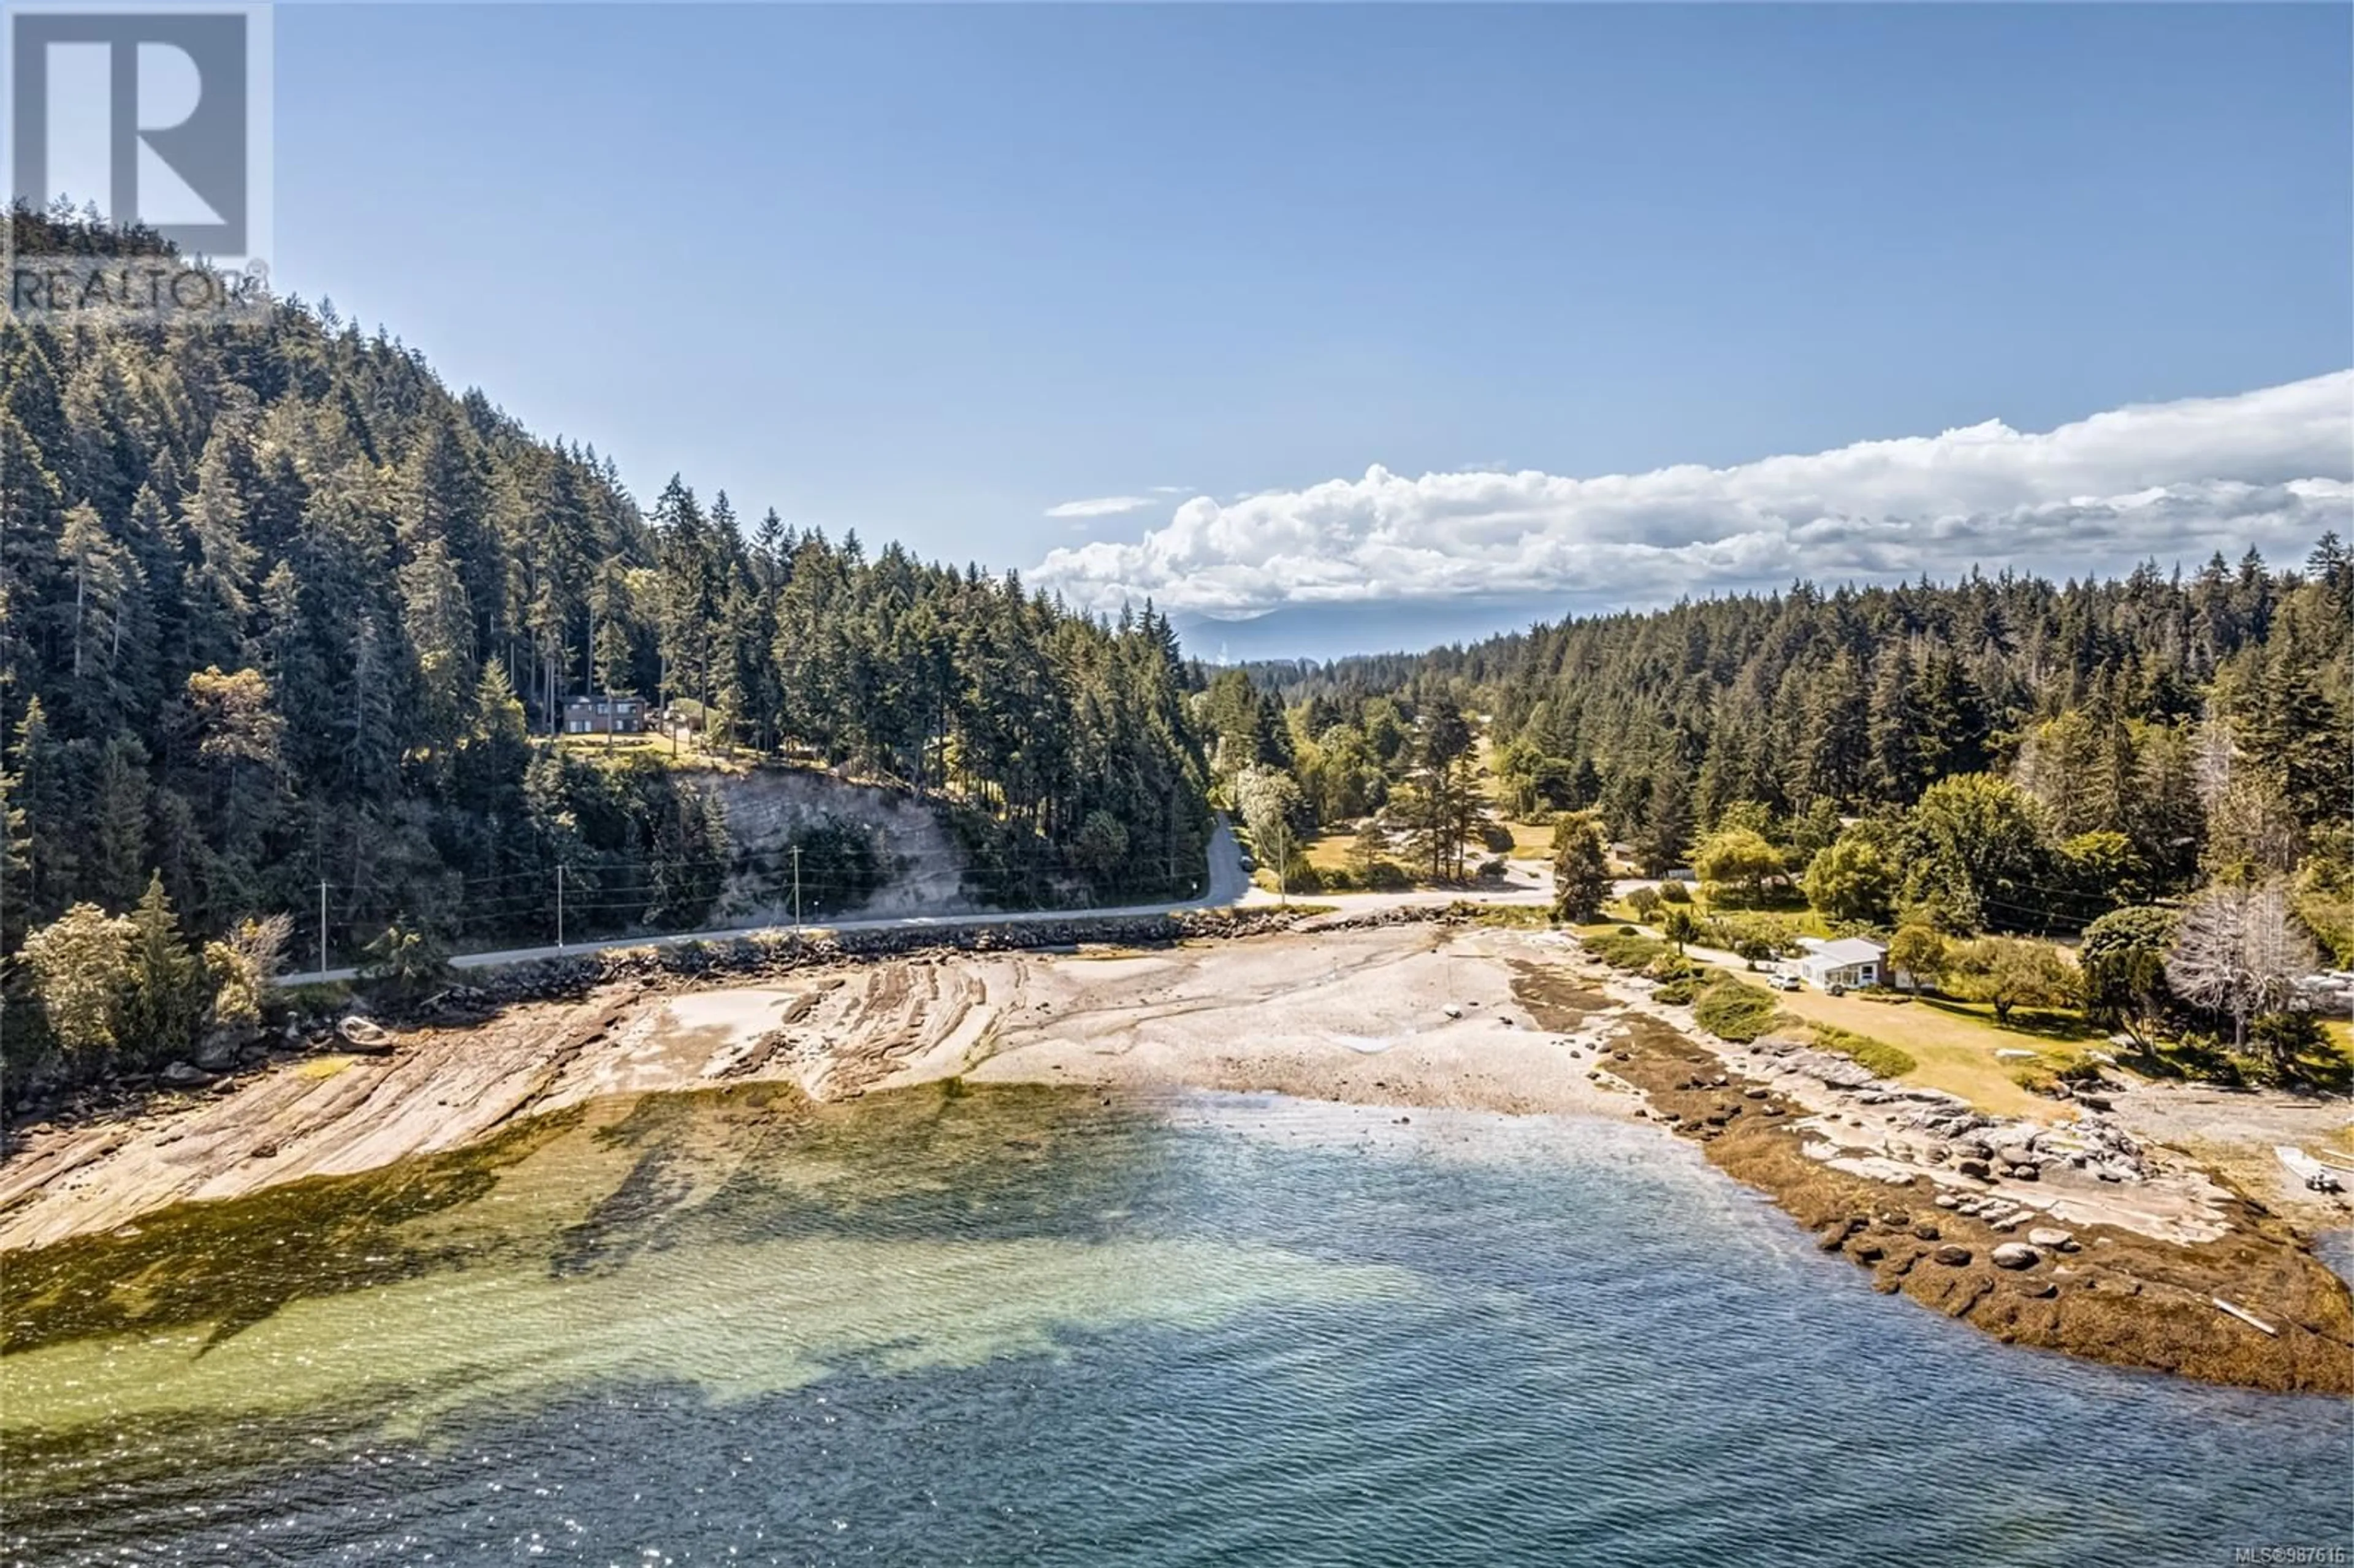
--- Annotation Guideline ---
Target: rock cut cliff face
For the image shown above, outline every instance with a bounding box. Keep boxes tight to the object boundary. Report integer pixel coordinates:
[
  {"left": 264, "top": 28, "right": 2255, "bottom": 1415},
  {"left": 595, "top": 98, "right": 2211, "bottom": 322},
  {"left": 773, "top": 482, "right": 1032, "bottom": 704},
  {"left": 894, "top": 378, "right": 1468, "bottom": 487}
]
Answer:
[{"left": 707, "top": 768, "right": 978, "bottom": 923}]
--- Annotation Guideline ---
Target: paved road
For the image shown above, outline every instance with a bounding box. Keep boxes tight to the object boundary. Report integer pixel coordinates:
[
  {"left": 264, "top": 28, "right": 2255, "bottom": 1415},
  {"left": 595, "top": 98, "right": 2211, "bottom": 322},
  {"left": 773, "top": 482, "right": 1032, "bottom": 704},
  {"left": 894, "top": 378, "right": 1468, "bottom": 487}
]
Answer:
[
  {"left": 1235, "top": 858, "right": 1555, "bottom": 918},
  {"left": 276, "top": 815, "right": 1257, "bottom": 988}
]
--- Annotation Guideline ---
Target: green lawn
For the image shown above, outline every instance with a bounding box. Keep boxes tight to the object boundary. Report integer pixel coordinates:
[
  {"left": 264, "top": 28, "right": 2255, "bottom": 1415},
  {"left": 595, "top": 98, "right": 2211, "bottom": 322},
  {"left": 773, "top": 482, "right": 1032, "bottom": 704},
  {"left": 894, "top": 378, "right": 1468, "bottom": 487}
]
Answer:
[
  {"left": 2325, "top": 1018, "right": 2354, "bottom": 1066},
  {"left": 1766, "top": 986, "right": 2087, "bottom": 1118},
  {"left": 1570, "top": 915, "right": 2087, "bottom": 1117},
  {"left": 546, "top": 734, "right": 755, "bottom": 774},
  {"left": 1498, "top": 818, "right": 1556, "bottom": 857},
  {"left": 1301, "top": 829, "right": 1359, "bottom": 873}
]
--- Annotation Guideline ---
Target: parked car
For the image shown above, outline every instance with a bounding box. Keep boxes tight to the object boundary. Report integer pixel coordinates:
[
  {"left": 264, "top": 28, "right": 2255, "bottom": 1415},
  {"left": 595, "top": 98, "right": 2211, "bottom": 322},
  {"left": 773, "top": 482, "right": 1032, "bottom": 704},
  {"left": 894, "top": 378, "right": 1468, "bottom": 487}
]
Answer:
[{"left": 1768, "top": 973, "right": 1801, "bottom": 992}]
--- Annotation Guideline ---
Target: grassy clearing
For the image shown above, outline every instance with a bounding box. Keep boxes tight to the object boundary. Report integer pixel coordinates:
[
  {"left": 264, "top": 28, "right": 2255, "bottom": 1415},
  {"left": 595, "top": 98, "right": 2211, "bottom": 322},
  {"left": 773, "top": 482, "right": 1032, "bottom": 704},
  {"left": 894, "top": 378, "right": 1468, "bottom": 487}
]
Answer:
[
  {"left": 1301, "top": 831, "right": 1358, "bottom": 873},
  {"left": 547, "top": 734, "right": 731, "bottom": 769},
  {"left": 1802, "top": 1021, "right": 1919, "bottom": 1079},
  {"left": 1767, "top": 987, "right": 2067, "bottom": 1117},
  {"left": 1498, "top": 818, "right": 1556, "bottom": 857},
  {"left": 1571, "top": 923, "right": 2076, "bottom": 1115}
]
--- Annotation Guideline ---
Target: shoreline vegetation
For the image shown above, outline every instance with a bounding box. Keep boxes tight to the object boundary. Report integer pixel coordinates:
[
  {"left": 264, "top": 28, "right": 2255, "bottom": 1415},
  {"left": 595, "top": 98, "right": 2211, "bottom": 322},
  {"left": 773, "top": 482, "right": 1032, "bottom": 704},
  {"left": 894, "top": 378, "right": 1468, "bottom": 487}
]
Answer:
[{"left": 2, "top": 911, "right": 2347, "bottom": 1396}]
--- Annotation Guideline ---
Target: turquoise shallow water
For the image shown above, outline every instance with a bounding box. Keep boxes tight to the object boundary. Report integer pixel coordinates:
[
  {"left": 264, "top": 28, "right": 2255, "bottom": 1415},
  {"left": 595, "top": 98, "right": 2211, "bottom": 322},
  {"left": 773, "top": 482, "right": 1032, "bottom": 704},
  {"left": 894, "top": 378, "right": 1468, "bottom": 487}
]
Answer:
[{"left": 2, "top": 1083, "right": 2348, "bottom": 1566}]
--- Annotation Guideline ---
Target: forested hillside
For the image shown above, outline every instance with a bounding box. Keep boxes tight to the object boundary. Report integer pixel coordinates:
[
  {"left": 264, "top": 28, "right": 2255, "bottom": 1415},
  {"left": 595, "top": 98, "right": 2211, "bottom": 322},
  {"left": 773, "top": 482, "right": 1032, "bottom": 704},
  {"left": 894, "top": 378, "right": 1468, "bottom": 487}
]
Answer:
[
  {"left": 0, "top": 210, "right": 1209, "bottom": 998},
  {"left": 5, "top": 208, "right": 2344, "bottom": 1101},
  {"left": 1217, "top": 546, "right": 2352, "bottom": 951}
]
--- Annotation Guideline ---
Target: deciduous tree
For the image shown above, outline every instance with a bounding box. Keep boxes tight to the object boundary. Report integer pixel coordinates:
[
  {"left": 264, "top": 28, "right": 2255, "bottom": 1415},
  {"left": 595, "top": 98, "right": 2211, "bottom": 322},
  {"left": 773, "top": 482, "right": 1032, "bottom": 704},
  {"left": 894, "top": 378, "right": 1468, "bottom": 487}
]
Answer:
[
  {"left": 1950, "top": 937, "right": 2078, "bottom": 1027},
  {"left": 1803, "top": 835, "right": 1894, "bottom": 924},
  {"left": 1694, "top": 826, "right": 1783, "bottom": 908},
  {"left": 21, "top": 902, "right": 137, "bottom": 1076},
  {"left": 1887, "top": 924, "right": 1948, "bottom": 996},
  {"left": 2078, "top": 905, "right": 2177, "bottom": 1047}
]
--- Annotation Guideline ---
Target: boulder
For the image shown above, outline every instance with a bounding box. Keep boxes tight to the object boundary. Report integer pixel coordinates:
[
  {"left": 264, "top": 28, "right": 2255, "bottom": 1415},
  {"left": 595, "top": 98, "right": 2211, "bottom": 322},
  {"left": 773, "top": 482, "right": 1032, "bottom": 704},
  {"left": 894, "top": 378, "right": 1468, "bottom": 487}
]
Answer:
[
  {"left": 2027, "top": 1227, "right": 2078, "bottom": 1252},
  {"left": 337, "top": 1015, "right": 395, "bottom": 1054},
  {"left": 159, "top": 1059, "right": 215, "bottom": 1089},
  {"left": 1933, "top": 1244, "right": 1973, "bottom": 1266},
  {"left": 1992, "top": 1243, "right": 2041, "bottom": 1270},
  {"left": 1957, "top": 1158, "right": 1993, "bottom": 1181},
  {"left": 1911, "top": 1222, "right": 1942, "bottom": 1241},
  {"left": 194, "top": 1028, "right": 249, "bottom": 1073}
]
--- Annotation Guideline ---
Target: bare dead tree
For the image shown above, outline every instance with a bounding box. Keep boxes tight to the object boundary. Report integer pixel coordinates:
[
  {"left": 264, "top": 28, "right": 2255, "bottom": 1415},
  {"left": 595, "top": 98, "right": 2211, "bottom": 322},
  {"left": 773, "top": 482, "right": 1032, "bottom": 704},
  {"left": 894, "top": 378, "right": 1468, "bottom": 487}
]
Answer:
[
  {"left": 2190, "top": 714, "right": 2236, "bottom": 809},
  {"left": 230, "top": 911, "right": 294, "bottom": 980},
  {"left": 2164, "top": 881, "right": 2320, "bottom": 1051}
]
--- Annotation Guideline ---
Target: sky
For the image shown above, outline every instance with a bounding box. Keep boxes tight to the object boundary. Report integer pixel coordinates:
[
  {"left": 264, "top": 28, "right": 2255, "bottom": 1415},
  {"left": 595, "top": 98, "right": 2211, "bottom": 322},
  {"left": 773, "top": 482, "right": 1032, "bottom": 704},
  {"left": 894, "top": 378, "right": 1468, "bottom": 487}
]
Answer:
[{"left": 254, "top": 3, "right": 2354, "bottom": 659}]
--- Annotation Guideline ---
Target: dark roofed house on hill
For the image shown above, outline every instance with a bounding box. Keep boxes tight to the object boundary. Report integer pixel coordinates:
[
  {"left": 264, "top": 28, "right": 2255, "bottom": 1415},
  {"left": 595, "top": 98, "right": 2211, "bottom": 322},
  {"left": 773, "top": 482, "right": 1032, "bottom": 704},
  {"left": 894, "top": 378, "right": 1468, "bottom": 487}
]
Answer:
[{"left": 564, "top": 695, "right": 646, "bottom": 735}]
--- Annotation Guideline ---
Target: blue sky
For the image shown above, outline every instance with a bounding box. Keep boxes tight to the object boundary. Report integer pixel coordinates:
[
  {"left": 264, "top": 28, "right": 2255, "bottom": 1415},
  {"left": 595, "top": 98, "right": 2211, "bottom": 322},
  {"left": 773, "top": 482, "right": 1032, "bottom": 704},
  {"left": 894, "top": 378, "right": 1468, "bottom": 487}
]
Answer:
[{"left": 264, "top": 4, "right": 2352, "bottom": 657}]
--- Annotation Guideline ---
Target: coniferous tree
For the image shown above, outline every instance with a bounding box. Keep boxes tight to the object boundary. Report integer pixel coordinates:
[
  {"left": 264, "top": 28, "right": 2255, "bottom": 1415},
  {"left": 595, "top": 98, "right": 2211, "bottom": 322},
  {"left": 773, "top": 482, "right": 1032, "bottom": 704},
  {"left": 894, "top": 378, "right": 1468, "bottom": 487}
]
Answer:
[
  {"left": 1639, "top": 767, "right": 1693, "bottom": 876},
  {"left": 124, "top": 872, "right": 201, "bottom": 1060}
]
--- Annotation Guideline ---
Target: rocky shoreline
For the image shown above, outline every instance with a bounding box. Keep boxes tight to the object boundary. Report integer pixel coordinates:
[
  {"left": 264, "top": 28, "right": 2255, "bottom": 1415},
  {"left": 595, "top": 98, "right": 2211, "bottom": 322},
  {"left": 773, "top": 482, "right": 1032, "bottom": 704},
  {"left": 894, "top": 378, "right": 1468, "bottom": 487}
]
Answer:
[
  {"left": 0, "top": 902, "right": 1456, "bottom": 1140},
  {"left": 4, "top": 915, "right": 2347, "bottom": 1398},
  {"left": 1, "top": 914, "right": 1528, "bottom": 1252},
  {"left": 1512, "top": 953, "right": 2354, "bottom": 1396}
]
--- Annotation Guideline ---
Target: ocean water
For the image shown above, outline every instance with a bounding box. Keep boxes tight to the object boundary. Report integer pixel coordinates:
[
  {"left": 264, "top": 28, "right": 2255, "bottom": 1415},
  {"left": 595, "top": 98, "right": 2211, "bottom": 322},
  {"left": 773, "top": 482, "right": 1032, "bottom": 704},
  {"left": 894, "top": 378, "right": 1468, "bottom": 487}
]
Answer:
[{"left": 2, "top": 1082, "right": 2347, "bottom": 1566}]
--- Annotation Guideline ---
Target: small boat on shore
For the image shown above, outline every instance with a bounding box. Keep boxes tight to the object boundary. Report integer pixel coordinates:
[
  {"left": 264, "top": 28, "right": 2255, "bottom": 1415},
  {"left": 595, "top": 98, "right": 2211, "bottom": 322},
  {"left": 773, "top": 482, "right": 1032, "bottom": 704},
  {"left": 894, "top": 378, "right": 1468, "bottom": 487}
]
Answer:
[{"left": 2276, "top": 1146, "right": 2344, "bottom": 1193}]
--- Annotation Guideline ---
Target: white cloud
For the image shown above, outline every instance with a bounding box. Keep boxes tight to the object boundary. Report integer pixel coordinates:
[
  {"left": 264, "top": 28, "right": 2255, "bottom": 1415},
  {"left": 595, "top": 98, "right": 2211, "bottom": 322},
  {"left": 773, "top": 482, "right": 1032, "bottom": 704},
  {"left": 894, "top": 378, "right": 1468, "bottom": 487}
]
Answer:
[
  {"left": 1034, "top": 373, "right": 2354, "bottom": 618},
  {"left": 1044, "top": 494, "right": 1157, "bottom": 519},
  {"left": 1149, "top": 484, "right": 1192, "bottom": 494}
]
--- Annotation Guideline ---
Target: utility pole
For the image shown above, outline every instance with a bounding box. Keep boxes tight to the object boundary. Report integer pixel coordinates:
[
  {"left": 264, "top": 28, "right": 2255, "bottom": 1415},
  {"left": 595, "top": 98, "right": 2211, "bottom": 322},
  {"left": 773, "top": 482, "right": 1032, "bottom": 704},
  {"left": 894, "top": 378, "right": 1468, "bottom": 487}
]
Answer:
[
  {"left": 791, "top": 845, "right": 803, "bottom": 933},
  {"left": 557, "top": 864, "right": 565, "bottom": 951},
  {"left": 318, "top": 881, "right": 329, "bottom": 973}
]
